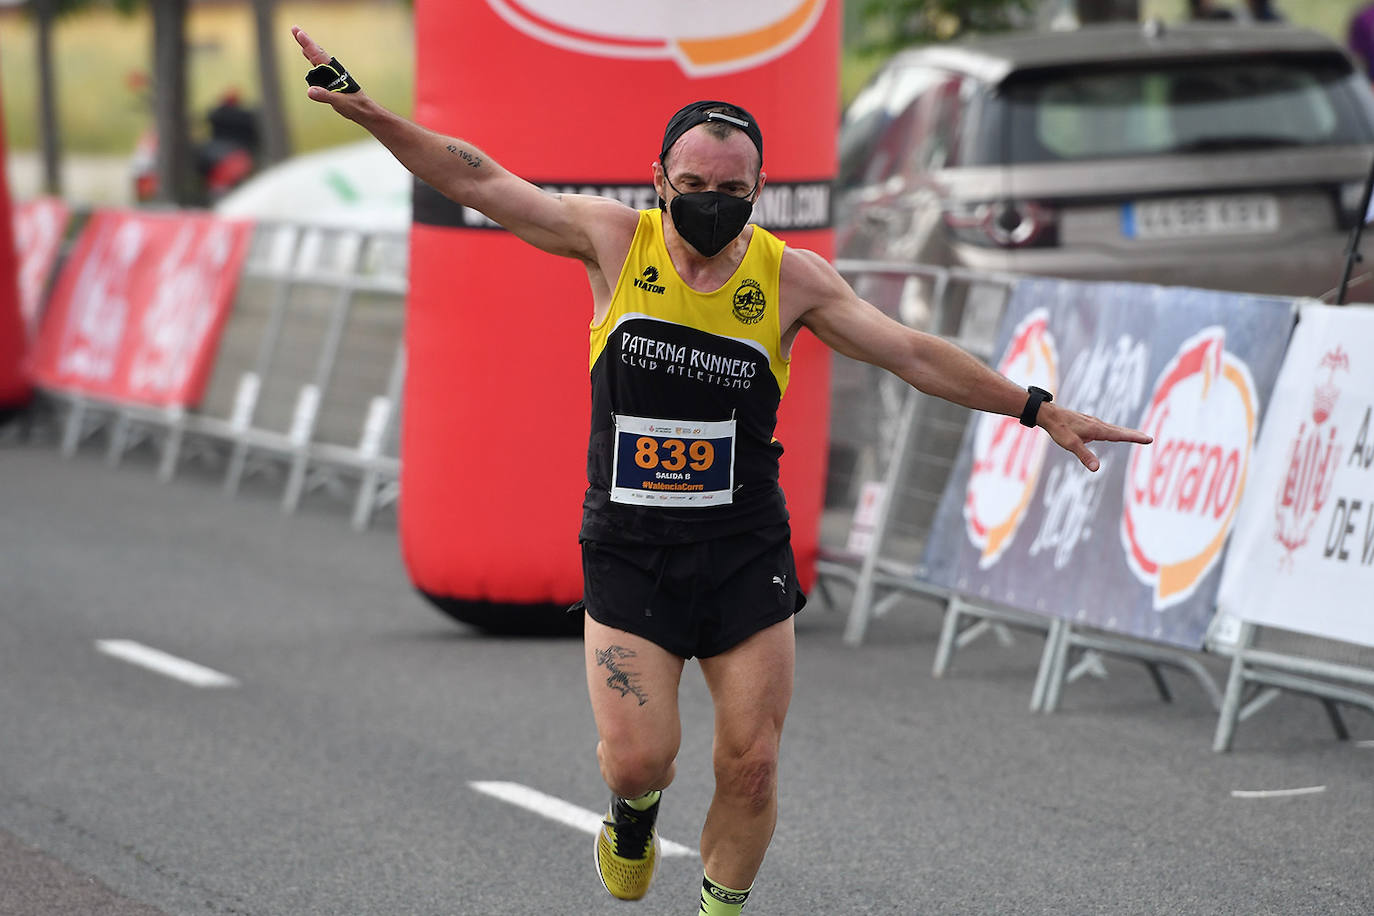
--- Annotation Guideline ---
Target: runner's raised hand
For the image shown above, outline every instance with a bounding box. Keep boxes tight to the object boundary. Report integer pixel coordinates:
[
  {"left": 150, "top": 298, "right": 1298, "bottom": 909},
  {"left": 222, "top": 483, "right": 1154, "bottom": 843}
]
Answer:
[{"left": 292, "top": 26, "right": 368, "bottom": 118}]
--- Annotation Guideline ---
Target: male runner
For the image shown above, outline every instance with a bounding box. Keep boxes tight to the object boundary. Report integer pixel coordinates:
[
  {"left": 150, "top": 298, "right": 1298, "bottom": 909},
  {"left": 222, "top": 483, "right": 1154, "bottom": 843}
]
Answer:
[{"left": 293, "top": 26, "right": 1151, "bottom": 914}]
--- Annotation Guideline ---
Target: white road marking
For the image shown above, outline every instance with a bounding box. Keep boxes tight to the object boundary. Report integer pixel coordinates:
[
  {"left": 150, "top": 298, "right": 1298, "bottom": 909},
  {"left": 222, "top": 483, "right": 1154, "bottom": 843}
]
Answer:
[
  {"left": 1356, "top": 740, "right": 1374, "bottom": 749},
  {"left": 96, "top": 640, "right": 240, "bottom": 689},
  {"left": 469, "top": 780, "right": 696, "bottom": 857},
  {"left": 1230, "top": 785, "right": 1327, "bottom": 799}
]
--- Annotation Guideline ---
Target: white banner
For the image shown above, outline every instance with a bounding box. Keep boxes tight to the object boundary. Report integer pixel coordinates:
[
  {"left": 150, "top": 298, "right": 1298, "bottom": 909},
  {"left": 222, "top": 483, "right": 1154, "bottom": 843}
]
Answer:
[{"left": 1216, "top": 303, "right": 1374, "bottom": 649}]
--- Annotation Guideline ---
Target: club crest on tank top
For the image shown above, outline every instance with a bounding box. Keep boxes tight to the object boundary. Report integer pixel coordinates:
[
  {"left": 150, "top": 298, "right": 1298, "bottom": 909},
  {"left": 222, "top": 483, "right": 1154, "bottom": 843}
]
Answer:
[{"left": 582, "top": 208, "right": 790, "bottom": 544}]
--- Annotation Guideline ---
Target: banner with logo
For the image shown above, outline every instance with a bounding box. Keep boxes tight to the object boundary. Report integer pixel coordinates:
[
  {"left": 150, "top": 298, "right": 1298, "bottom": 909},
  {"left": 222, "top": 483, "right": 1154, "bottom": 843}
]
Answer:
[
  {"left": 28, "top": 209, "right": 253, "bottom": 408},
  {"left": 14, "top": 196, "right": 70, "bottom": 339},
  {"left": 1215, "top": 304, "right": 1374, "bottom": 649},
  {"left": 921, "top": 277, "right": 1294, "bottom": 649},
  {"left": 404, "top": 0, "right": 839, "bottom": 620}
]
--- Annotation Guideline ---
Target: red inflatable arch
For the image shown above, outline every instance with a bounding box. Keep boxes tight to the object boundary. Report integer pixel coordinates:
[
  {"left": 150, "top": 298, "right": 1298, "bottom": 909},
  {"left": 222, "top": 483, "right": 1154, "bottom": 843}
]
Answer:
[
  {"left": 0, "top": 79, "right": 30, "bottom": 418},
  {"left": 404, "top": 1, "right": 838, "bottom": 632}
]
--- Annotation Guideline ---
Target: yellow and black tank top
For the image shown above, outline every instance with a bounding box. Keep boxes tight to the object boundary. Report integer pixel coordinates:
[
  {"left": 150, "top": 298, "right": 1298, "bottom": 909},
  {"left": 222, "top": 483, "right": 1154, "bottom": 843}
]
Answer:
[{"left": 581, "top": 208, "right": 791, "bottom": 544}]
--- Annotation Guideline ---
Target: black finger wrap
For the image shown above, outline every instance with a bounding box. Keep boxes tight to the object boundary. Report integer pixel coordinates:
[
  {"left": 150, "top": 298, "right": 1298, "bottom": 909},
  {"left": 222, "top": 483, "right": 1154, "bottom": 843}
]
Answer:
[{"left": 305, "top": 57, "right": 361, "bottom": 94}]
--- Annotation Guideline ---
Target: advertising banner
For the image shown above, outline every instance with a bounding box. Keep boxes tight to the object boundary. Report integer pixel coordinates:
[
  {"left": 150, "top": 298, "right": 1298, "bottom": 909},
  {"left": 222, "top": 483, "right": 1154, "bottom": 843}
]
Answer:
[
  {"left": 1216, "top": 303, "right": 1374, "bottom": 649},
  {"left": 405, "top": 0, "right": 839, "bottom": 619},
  {"left": 921, "top": 278, "right": 1293, "bottom": 649},
  {"left": 28, "top": 210, "right": 253, "bottom": 407},
  {"left": 0, "top": 89, "right": 27, "bottom": 411},
  {"left": 14, "top": 197, "right": 71, "bottom": 338}
]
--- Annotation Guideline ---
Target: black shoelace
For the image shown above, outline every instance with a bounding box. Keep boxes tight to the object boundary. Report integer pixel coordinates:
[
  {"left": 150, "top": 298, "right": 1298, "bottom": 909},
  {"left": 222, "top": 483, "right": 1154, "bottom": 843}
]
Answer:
[{"left": 606, "top": 798, "right": 656, "bottom": 859}]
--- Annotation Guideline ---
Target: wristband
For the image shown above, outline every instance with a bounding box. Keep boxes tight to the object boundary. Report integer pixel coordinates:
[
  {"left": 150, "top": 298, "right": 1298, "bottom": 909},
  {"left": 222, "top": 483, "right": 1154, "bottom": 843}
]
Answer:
[
  {"left": 306, "top": 57, "right": 362, "bottom": 94},
  {"left": 1019, "top": 386, "right": 1053, "bottom": 428}
]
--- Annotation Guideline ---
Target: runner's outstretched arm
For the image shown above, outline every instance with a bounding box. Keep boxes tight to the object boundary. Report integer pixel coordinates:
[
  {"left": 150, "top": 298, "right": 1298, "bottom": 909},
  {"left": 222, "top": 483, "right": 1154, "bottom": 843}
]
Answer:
[
  {"left": 788, "top": 249, "right": 1152, "bottom": 472},
  {"left": 291, "top": 25, "right": 623, "bottom": 261}
]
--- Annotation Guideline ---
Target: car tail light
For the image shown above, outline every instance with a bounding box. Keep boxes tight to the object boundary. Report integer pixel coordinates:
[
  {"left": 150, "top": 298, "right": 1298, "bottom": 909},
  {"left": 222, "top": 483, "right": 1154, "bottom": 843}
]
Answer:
[{"left": 943, "top": 200, "right": 1059, "bottom": 248}]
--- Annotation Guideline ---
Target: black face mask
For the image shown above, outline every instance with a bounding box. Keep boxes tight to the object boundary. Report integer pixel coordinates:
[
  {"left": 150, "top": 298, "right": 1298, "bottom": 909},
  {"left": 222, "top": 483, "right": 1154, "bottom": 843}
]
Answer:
[{"left": 665, "top": 176, "right": 757, "bottom": 258}]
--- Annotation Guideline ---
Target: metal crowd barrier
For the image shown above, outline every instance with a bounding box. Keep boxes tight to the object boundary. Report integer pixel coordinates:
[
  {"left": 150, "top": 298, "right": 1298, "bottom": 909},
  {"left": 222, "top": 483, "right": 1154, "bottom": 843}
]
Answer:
[
  {"left": 51, "top": 221, "right": 408, "bottom": 532},
  {"left": 1211, "top": 622, "right": 1374, "bottom": 752}
]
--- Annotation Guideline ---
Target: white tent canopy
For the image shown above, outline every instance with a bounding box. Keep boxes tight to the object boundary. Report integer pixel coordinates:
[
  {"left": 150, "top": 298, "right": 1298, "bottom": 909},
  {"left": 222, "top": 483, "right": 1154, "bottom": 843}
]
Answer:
[{"left": 215, "top": 139, "right": 411, "bottom": 233}]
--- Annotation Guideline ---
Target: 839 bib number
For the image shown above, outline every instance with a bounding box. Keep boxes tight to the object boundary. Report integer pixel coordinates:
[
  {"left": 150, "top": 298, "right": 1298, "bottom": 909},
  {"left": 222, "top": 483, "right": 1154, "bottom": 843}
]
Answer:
[
  {"left": 634, "top": 437, "right": 715, "bottom": 472},
  {"left": 611, "top": 414, "right": 735, "bottom": 507}
]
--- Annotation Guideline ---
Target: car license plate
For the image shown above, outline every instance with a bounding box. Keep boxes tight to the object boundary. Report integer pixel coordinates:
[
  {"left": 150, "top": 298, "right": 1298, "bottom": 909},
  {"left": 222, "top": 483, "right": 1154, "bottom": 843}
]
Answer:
[{"left": 1122, "top": 194, "right": 1280, "bottom": 240}]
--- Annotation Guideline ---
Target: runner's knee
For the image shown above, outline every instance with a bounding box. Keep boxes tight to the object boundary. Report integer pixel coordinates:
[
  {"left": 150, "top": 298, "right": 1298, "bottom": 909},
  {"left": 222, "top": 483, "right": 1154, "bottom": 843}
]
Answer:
[
  {"left": 599, "top": 740, "right": 676, "bottom": 797},
  {"left": 713, "top": 740, "right": 778, "bottom": 814}
]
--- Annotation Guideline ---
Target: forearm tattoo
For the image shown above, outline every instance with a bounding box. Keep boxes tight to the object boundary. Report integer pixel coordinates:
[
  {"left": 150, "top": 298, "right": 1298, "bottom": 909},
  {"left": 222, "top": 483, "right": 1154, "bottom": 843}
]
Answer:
[
  {"left": 445, "top": 143, "right": 482, "bottom": 168},
  {"left": 595, "top": 645, "right": 648, "bottom": 706}
]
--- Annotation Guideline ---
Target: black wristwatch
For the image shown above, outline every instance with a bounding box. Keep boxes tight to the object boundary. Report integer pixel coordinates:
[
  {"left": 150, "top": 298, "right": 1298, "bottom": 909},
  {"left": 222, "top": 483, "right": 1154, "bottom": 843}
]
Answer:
[{"left": 1019, "top": 386, "right": 1053, "bottom": 428}]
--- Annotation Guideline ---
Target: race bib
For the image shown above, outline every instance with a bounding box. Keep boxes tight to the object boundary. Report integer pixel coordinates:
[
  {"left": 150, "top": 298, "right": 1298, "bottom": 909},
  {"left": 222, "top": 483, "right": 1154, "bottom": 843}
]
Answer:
[{"left": 610, "top": 414, "right": 736, "bottom": 507}]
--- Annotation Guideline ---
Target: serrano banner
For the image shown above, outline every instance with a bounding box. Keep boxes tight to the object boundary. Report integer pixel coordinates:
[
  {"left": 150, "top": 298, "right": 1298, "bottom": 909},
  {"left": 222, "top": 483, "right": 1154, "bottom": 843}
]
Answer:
[
  {"left": 1216, "top": 303, "right": 1374, "bottom": 649},
  {"left": 921, "top": 278, "right": 1293, "bottom": 649},
  {"left": 15, "top": 197, "right": 71, "bottom": 339},
  {"left": 28, "top": 210, "right": 253, "bottom": 407},
  {"left": 405, "top": 1, "right": 839, "bottom": 627}
]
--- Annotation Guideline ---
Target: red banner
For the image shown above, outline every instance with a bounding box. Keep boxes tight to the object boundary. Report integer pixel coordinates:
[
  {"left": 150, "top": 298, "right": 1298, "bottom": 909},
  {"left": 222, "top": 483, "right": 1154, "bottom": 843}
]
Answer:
[
  {"left": 14, "top": 197, "right": 70, "bottom": 340},
  {"left": 0, "top": 81, "right": 27, "bottom": 410},
  {"left": 28, "top": 209, "right": 253, "bottom": 407}
]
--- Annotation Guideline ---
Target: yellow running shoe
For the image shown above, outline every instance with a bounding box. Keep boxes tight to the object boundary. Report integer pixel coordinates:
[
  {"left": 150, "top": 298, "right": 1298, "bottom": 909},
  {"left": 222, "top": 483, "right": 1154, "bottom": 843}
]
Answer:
[{"left": 595, "top": 795, "right": 661, "bottom": 900}]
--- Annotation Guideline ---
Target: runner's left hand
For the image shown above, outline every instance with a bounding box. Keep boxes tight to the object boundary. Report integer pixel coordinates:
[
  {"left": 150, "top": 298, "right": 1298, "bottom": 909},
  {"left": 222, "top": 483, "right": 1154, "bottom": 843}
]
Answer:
[{"left": 1038, "top": 404, "right": 1152, "bottom": 472}]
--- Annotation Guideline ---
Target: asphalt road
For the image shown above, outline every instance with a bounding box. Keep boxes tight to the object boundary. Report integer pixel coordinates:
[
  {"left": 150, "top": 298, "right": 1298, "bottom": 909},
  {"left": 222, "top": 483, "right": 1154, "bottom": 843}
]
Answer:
[{"left": 2, "top": 435, "right": 1372, "bottom": 916}]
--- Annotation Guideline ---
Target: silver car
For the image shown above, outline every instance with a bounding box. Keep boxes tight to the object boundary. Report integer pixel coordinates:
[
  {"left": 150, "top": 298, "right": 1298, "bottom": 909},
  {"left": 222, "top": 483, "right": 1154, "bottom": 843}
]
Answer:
[{"left": 835, "top": 22, "right": 1374, "bottom": 307}]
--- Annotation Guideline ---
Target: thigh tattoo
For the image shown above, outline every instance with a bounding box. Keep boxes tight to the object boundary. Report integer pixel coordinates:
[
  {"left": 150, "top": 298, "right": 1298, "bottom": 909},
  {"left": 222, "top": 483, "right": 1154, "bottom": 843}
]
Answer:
[{"left": 595, "top": 645, "right": 649, "bottom": 706}]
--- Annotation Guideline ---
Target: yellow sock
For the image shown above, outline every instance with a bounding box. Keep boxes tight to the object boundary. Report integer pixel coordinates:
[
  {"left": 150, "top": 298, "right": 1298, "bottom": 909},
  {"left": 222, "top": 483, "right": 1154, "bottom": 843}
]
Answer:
[
  {"left": 699, "top": 874, "right": 751, "bottom": 915},
  {"left": 623, "top": 790, "right": 660, "bottom": 811}
]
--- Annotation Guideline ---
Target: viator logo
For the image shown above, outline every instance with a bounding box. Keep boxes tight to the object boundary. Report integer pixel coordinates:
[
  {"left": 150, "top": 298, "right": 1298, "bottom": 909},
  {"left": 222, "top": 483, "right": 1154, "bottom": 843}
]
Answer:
[{"left": 634, "top": 265, "right": 666, "bottom": 294}]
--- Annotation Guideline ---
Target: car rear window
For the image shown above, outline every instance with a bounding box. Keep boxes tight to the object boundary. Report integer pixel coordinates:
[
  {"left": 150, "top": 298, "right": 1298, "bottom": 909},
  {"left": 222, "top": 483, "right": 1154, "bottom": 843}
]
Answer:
[
  {"left": 837, "top": 64, "right": 946, "bottom": 189},
  {"left": 988, "top": 55, "right": 1374, "bottom": 163}
]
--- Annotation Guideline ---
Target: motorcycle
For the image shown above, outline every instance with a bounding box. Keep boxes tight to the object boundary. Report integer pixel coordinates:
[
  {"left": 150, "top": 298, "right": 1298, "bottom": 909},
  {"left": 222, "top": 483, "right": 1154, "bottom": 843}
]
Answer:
[{"left": 129, "top": 74, "right": 259, "bottom": 204}]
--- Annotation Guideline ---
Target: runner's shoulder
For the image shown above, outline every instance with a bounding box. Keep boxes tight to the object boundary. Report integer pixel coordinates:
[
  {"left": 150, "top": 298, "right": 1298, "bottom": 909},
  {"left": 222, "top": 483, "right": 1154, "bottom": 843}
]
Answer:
[
  {"left": 555, "top": 194, "right": 640, "bottom": 270},
  {"left": 780, "top": 246, "right": 848, "bottom": 302}
]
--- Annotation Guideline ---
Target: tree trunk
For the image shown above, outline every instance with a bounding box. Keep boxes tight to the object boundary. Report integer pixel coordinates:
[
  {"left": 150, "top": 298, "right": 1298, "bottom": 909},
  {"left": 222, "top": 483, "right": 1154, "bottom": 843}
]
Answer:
[
  {"left": 251, "top": 0, "right": 290, "bottom": 165},
  {"left": 151, "top": 0, "right": 193, "bottom": 205},
  {"left": 34, "top": 0, "right": 62, "bottom": 195}
]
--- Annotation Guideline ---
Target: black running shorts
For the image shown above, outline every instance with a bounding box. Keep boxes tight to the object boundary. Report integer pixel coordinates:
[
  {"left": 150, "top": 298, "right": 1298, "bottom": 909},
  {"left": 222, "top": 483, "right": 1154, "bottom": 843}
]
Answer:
[{"left": 578, "top": 523, "right": 806, "bottom": 659}]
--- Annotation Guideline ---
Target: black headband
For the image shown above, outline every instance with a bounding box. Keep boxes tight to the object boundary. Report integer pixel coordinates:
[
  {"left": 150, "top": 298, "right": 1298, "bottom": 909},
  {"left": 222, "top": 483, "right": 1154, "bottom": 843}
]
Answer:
[{"left": 659, "top": 100, "right": 763, "bottom": 164}]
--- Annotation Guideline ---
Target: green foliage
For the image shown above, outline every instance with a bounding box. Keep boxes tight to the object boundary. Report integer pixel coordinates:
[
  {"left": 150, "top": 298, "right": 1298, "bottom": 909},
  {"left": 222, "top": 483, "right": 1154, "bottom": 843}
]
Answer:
[
  {"left": 1, "top": 1, "right": 414, "bottom": 155},
  {"left": 854, "top": 0, "right": 1037, "bottom": 52}
]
